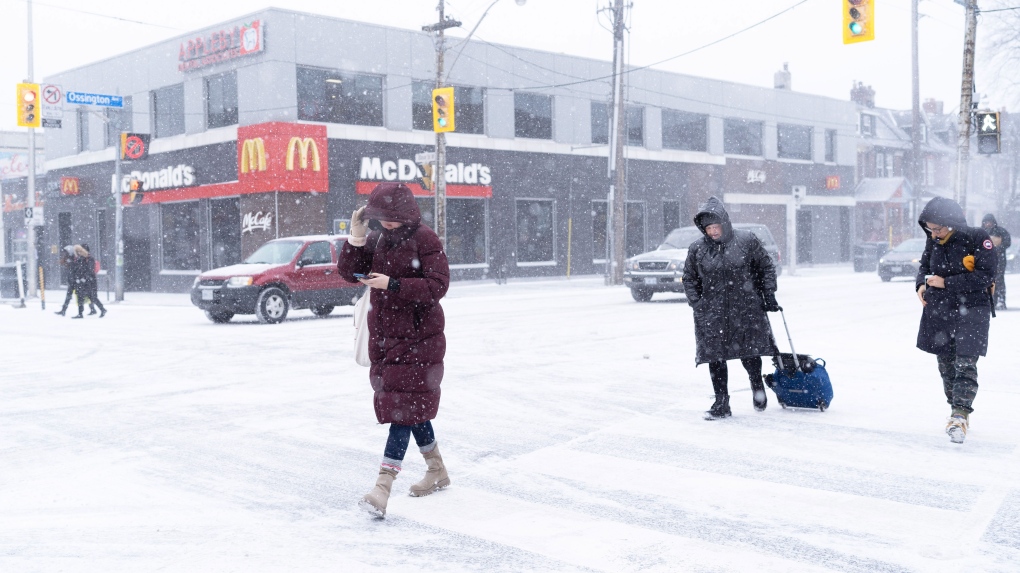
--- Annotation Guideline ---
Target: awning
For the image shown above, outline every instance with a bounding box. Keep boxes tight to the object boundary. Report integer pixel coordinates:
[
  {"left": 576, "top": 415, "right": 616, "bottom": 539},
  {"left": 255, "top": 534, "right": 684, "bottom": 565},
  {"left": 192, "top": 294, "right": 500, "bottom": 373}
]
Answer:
[{"left": 854, "top": 177, "right": 913, "bottom": 204}]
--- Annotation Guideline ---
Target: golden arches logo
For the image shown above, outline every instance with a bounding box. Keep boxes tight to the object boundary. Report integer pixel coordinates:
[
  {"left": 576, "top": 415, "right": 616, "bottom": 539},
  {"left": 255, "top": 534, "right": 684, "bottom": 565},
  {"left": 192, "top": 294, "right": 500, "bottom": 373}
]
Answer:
[
  {"left": 61, "top": 177, "right": 80, "bottom": 195},
  {"left": 286, "top": 137, "right": 321, "bottom": 171},
  {"left": 240, "top": 138, "right": 266, "bottom": 173}
]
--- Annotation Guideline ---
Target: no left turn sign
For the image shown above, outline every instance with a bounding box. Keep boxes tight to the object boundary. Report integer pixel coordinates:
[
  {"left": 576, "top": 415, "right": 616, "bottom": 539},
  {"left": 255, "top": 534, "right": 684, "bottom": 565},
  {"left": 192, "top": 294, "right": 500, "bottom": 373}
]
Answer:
[
  {"left": 120, "top": 133, "right": 150, "bottom": 160},
  {"left": 43, "top": 85, "right": 61, "bottom": 104}
]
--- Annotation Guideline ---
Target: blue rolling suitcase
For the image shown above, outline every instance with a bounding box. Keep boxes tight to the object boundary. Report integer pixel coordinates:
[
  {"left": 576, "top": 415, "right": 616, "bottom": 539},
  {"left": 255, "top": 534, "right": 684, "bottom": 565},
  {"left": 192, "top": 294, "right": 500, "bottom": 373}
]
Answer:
[{"left": 763, "top": 310, "right": 834, "bottom": 411}]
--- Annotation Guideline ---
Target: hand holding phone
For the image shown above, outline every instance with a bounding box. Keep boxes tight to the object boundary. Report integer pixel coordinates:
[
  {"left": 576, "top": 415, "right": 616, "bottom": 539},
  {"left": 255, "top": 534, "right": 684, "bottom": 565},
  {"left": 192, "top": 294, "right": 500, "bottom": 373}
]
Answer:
[{"left": 353, "top": 273, "right": 373, "bottom": 280}]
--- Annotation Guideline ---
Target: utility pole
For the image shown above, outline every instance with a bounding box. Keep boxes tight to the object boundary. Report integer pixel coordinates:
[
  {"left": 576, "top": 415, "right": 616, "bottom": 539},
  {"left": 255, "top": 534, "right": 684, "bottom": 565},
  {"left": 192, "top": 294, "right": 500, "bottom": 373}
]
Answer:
[
  {"left": 113, "top": 136, "right": 124, "bottom": 301},
  {"left": 955, "top": 0, "right": 979, "bottom": 214},
  {"left": 606, "top": 0, "right": 627, "bottom": 285},
  {"left": 910, "top": 0, "right": 922, "bottom": 231},
  {"left": 423, "top": 1, "right": 460, "bottom": 248},
  {"left": 26, "top": 0, "right": 39, "bottom": 297}
]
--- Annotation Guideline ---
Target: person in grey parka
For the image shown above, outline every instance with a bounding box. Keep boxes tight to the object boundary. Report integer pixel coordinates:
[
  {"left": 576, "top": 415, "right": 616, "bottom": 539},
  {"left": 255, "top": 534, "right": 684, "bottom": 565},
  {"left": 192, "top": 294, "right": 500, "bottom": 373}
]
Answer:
[{"left": 682, "top": 197, "right": 780, "bottom": 419}]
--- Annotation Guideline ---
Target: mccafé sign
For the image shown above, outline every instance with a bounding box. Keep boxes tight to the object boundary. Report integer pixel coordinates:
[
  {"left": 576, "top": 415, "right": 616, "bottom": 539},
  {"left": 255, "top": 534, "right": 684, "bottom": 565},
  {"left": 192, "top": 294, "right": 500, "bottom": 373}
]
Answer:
[
  {"left": 237, "top": 122, "right": 328, "bottom": 193},
  {"left": 179, "top": 20, "right": 264, "bottom": 72}
]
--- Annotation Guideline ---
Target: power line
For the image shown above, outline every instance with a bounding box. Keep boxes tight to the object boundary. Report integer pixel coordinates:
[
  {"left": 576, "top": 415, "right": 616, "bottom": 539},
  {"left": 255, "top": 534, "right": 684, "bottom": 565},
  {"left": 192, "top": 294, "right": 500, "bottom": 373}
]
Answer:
[{"left": 12, "top": 0, "right": 183, "bottom": 30}]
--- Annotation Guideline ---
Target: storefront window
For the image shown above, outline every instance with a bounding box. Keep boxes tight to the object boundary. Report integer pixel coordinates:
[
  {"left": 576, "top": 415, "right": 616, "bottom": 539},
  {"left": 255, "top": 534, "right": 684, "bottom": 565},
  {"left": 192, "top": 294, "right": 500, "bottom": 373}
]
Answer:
[
  {"left": 626, "top": 201, "right": 645, "bottom": 257},
  {"left": 161, "top": 201, "right": 201, "bottom": 271},
  {"left": 778, "top": 124, "right": 813, "bottom": 160},
  {"left": 297, "top": 66, "right": 383, "bottom": 126},
  {"left": 592, "top": 200, "right": 607, "bottom": 262},
  {"left": 206, "top": 72, "right": 238, "bottom": 129},
  {"left": 516, "top": 199, "right": 554, "bottom": 263},
  {"left": 591, "top": 102, "right": 610, "bottom": 145},
  {"left": 152, "top": 84, "right": 185, "bottom": 139},
  {"left": 104, "top": 96, "right": 133, "bottom": 148},
  {"left": 825, "top": 129, "right": 837, "bottom": 162},
  {"left": 514, "top": 92, "right": 552, "bottom": 140},
  {"left": 447, "top": 198, "right": 486, "bottom": 265},
  {"left": 626, "top": 105, "right": 644, "bottom": 147},
  {"left": 210, "top": 198, "right": 241, "bottom": 269},
  {"left": 411, "top": 82, "right": 484, "bottom": 134},
  {"left": 723, "top": 118, "right": 763, "bottom": 157},
  {"left": 662, "top": 109, "right": 707, "bottom": 152}
]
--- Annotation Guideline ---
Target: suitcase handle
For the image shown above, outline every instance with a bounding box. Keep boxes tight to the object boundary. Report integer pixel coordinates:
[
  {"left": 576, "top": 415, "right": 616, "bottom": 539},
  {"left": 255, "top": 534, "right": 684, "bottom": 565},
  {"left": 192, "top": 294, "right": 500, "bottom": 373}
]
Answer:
[
  {"left": 777, "top": 309, "right": 800, "bottom": 372},
  {"left": 815, "top": 358, "right": 826, "bottom": 367}
]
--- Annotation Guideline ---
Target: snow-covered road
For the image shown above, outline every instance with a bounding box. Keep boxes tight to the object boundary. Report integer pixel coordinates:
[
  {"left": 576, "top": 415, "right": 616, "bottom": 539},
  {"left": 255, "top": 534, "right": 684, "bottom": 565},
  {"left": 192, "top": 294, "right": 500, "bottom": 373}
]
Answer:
[{"left": 2, "top": 268, "right": 1018, "bottom": 572}]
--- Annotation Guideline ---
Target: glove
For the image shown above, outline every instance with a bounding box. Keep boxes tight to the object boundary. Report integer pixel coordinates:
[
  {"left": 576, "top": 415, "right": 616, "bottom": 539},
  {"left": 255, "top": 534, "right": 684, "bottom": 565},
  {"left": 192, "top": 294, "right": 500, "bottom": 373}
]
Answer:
[
  {"left": 762, "top": 292, "right": 781, "bottom": 312},
  {"left": 962, "top": 254, "right": 975, "bottom": 271},
  {"left": 348, "top": 206, "right": 368, "bottom": 247}
]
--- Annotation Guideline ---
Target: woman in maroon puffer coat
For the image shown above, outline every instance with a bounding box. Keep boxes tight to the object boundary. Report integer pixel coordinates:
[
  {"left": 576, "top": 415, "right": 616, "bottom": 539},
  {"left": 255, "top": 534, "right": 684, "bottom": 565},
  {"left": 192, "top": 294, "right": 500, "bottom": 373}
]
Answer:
[{"left": 338, "top": 182, "right": 451, "bottom": 518}]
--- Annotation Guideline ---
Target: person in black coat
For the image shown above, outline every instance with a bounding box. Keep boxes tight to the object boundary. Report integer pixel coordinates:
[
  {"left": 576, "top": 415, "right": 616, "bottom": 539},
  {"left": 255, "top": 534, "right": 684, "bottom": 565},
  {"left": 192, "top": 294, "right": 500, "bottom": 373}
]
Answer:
[
  {"left": 916, "top": 198, "right": 996, "bottom": 444},
  {"left": 682, "top": 197, "right": 779, "bottom": 419},
  {"left": 981, "top": 213, "right": 1011, "bottom": 310},
  {"left": 55, "top": 245, "right": 94, "bottom": 316},
  {"left": 70, "top": 244, "right": 106, "bottom": 318}
]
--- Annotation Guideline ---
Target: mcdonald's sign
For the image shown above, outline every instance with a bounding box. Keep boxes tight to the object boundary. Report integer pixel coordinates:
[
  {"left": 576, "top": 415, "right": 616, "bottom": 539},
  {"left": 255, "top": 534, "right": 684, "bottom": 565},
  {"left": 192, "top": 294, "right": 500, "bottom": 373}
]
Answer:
[
  {"left": 286, "top": 137, "right": 320, "bottom": 171},
  {"left": 240, "top": 137, "right": 266, "bottom": 174},
  {"left": 60, "top": 176, "right": 80, "bottom": 195}
]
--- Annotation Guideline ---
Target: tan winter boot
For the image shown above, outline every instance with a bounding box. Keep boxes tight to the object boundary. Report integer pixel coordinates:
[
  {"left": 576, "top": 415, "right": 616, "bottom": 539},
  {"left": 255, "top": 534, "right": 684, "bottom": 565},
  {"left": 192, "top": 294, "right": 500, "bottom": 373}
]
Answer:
[
  {"left": 359, "top": 468, "right": 398, "bottom": 517},
  {"left": 409, "top": 445, "right": 450, "bottom": 497}
]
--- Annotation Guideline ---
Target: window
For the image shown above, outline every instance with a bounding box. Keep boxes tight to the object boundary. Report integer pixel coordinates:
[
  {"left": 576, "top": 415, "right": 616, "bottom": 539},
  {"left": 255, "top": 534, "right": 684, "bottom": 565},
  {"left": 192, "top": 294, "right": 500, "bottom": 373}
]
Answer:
[
  {"left": 297, "top": 66, "right": 383, "bottom": 126},
  {"left": 860, "top": 114, "right": 876, "bottom": 136},
  {"left": 626, "top": 106, "right": 644, "bottom": 147},
  {"left": 514, "top": 92, "right": 552, "bottom": 139},
  {"left": 723, "top": 118, "right": 763, "bottom": 156},
  {"left": 591, "top": 101, "right": 610, "bottom": 145},
  {"left": 825, "top": 129, "right": 836, "bottom": 162},
  {"left": 152, "top": 84, "right": 185, "bottom": 138},
  {"left": 161, "top": 201, "right": 201, "bottom": 270},
  {"left": 104, "top": 96, "right": 133, "bottom": 149},
  {"left": 777, "top": 124, "right": 812, "bottom": 160},
  {"left": 663, "top": 201, "right": 681, "bottom": 235},
  {"left": 210, "top": 198, "right": 241, "bottom": 269},
  {"left": 300, "top": 241, "right": 333, "bottom": 265},
  {"left": 626, "top": 201, "right": 645, "bottom": 257},
  {"left": 925, "top": 156, "right": 935, "bottom": 185},
  {"left": 76, "top": 108, "right": 90, "bottom": 153},
  {"left": 411, "top": 82, "right": 484, "bottom": 134},
  {"left": 447, "top": 198, "right": 487, "bottom": 265},
  {"left": 516, "top": 199, "right": 554, "bottom": 263},
  {"left": 592, "top": 201, "right": 608, "bottom": 261},
  {"left": 662, "top": 110, "right": 708, "bottom": 152},
  {"left": 206, "top": 72, "right": 238, "bottom": 129},
  {"left": 95, "top": 210, "right": 107, "bottom": 269}
]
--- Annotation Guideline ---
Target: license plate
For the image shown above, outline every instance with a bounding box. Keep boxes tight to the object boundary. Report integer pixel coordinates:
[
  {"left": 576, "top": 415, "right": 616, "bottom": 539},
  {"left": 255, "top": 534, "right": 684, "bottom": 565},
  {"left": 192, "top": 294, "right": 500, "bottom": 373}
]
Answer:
[
  {"left": 201, "top": 290, "right": 214, "bottom": 300},
  {"left": 644, "top": 277, "right": 658, "bottom": 285},
  {"left": 888, "top": 266, "right": 902, "bottom": 273}
]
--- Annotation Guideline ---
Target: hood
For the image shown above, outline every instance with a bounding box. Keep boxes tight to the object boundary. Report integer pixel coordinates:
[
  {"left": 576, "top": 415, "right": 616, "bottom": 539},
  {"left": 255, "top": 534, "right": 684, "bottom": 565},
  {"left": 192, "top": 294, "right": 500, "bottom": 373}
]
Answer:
[
  {"left": 200, "top": 263, "right": 278, "bottom": 279},
  {"left": 982, "top": 213, "right": 997, "bottom": 226},
  {"left": 63, "top": 245, "right": 76, "bottom": 256},
  {"left": 918, "top": 197, "right": 967, "bottom": 236},
  {"left": 693, "top": 196, "right": 733, "bottom": 243},
  {"left": 74, "top": 245, "right": 88, "bottom": 257},
  {"left": 362, "top": 182, "right": 421, "bottom": 228}
]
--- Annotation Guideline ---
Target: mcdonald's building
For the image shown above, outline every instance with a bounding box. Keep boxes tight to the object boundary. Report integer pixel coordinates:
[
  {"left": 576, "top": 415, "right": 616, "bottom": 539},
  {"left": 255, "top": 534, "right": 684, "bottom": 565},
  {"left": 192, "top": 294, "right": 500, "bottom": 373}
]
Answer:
[{"left": 35, "top": 8, "right": 858, "bottom": 293}]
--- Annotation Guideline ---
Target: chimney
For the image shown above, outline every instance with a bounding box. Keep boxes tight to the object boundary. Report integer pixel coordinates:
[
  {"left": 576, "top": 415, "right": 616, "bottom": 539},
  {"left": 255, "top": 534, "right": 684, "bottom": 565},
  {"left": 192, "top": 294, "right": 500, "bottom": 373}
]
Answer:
[
  {"left": 774, "top": 62, "right": 792, "bottom": 90},
  {"left": 922, "top": 98, "right": 944, "bottom": 115},
  {"left": 850, "top": 81, "right": 875, "bottom": 108}
]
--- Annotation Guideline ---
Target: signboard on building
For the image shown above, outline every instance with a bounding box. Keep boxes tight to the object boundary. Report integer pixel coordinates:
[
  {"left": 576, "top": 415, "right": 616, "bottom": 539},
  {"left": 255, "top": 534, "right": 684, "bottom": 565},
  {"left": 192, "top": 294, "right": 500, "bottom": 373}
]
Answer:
[
  {"left": 825, "top": 175, "right": 841, "bottom": 190},
  {"left": 356, "top": 156, "right": 493, "bottom": 198},
  {"left": 747, "top": 170, "right": 767, "bottom": 184},
  {"left": 60, "top": 177, "right": 80, "bottom": 195},
  {"left": 237, "top": 122, "right": 328, "bottom": 193},
  {"left": 179, "top": 19, "right": 265, "bottom": 72}
]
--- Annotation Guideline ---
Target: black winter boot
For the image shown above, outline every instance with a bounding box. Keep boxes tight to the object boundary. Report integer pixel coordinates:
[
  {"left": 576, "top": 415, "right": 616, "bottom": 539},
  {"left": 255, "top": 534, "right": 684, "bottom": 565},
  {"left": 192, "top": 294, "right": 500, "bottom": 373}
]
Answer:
[
  {"left": 751, "top": 377, "right": 767, "bottom": 412},
  {"left": 704, "top": 395, "right": 731, "bottom": 420}
]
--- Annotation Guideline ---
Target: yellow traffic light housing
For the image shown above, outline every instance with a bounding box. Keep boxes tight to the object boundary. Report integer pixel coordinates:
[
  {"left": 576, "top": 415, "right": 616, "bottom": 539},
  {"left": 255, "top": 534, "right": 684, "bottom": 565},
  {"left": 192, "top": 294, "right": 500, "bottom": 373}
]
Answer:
[
  {"left": 432, "top": 87, "right": 455, "bottom": 133},
  {"left": 843, "top": 0, "right": 875, "bottom": 45},
  {"left": 420, "top": 163, "right": 435, "bottom": 191},
  {"left": 16, "top": 83, "right": 41, "bottom": 128}
]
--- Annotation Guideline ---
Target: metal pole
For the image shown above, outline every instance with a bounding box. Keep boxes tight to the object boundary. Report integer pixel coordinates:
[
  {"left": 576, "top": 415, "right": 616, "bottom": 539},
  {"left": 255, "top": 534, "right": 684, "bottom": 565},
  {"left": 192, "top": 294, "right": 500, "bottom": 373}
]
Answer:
[
  {"left": 955, "top": 0, "right": 978, "bottom": 215},
  {"left": 114, "top": 138, "right": 124, "bottom": 301},
  {"left": 434, "top": 0, "right": 448, "bottom": 247},
  {"left": 26, "top": 0, "right": 38, "bottom": 297},
  {"left": 609, "top": 0, "right": 627, "bottom": 285},
  {"left": 911, "top": 0, "right": 922, "bottom": 234}
]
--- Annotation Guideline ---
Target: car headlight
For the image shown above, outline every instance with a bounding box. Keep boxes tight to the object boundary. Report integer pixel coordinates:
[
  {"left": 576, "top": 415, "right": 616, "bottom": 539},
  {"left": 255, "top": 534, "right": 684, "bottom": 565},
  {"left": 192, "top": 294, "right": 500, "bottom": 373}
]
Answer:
[
  {"left": 627, "top": 260, "right": 640, "bottom": 271},
  {"left": 911, "top": 258, "right": 920, "bottom": 263},
  {"left": 878, "top": 258, "right": 885, "bottom": 264},
  {"left": 1008, "top": 253, "right": 1015, "bottom": 261},
  {"left": 667, "top": 259, "right": 683, "bottom": 271},
  {"left": 227, "top": 276, "right": 253, "bottom": 287},
  {"left": 193, "top": 276, "right": 201, "bottom": 288}
]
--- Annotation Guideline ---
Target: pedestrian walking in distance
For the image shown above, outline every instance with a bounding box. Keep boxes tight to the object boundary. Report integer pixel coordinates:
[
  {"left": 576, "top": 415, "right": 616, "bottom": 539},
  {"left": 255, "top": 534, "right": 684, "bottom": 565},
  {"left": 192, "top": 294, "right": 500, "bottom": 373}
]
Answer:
[
  {"left": 981, "top": 214, "right": 1011, "bottom": 311},
  {"left": 682, "top": 197, "right": 780, "bottom": 420},
  {"left": 916, "top": 198, "right": 996, "bottom": 444},
  {"left": 70, "top": 244, "right": 106, "bottom": 318},
  {"left": 338, "top": 182, "right": 451, "bottom": 518},
  {"left": 54, "top": 245, "right": 94, "bottom": 316}
]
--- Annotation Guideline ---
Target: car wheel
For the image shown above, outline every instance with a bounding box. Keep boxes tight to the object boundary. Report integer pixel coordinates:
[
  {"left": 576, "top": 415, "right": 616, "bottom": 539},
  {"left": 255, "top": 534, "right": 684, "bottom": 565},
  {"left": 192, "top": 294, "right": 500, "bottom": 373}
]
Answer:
[
  {"left": 205, "top": 310, "right": 234, "bottom": 323},
  {"left": 631, "top": 288, "right": 654, "bottom": 302},
  {"left": 311, "top": 305, "right": 334, "bottom": 317},
  {"left": 879, "top": 274, "right": 892, "bottom": 282},
  {"left": 256, "top": 287, "right": 289, "bottom": 324}
]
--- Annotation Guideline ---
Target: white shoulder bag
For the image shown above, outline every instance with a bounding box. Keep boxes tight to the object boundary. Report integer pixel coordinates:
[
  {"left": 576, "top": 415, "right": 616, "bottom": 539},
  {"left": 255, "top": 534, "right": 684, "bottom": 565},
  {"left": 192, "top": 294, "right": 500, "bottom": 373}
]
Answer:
[{"left": 353, "top": 289, "right": 371, "bottom": 367}]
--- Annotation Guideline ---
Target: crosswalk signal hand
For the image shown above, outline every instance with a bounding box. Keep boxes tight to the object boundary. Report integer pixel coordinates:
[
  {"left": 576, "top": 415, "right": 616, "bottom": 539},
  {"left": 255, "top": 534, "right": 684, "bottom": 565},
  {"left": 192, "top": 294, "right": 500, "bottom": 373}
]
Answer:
[
  {"left": 432, "top": 87, "right": 455, "bottom": 133},
  {"left": 16, "top": 83, "right": 41, "bottom": 128},
  {"left": 843, "top": 0, "right": 875, "bottom": 45}
]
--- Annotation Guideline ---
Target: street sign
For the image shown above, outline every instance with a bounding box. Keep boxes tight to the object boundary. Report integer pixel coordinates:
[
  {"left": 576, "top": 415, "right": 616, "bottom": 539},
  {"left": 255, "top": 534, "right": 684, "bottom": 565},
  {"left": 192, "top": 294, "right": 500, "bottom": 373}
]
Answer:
[
  {"left": 24, "top": 206, "right": 43, "bottom": 226},
  {"left": 415, "top": 151, "right": 437, "bottom": 164},
  {"left": 66, "top": 91, "right": 124, "bottom": 108},
  {"left": 41, "top": 118, "right": 61, "bottom": 129},
  {"left": 41, "top": 84, "right": 63, "bottom": 119},
  {"left": 120, "top": 133, "right": 150, "bottom": 160}
]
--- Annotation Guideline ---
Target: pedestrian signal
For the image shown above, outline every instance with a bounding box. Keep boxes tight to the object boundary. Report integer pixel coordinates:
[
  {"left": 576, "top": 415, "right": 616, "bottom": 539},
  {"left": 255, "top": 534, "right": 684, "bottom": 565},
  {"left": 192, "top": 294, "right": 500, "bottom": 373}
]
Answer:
[
  {"left": 843, "top": 0, "right": 875, "bottom": 44},
  {"left": 420, "top": 163, "right": 434, "bottom": 191},
  {"left": 976, "top": 111, "right": 1001, "bottom": 154},
  {"left": 432, "top": 87, "right": 455, "bottom": 133},
  {"left": 16, "top": 83, "right": 41, "bottom": 128}
]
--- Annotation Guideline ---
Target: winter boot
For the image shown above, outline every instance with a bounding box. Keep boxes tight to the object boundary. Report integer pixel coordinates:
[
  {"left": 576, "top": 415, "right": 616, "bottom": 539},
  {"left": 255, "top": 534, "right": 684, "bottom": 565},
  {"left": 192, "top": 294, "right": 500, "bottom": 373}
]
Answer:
[
  {"left": 71, "top": 313, "right": 84, "bottom": 319},
  {"left": 946, "top": 410, "right": 969, "bottom": 444},
  {"left": 704, "top": 395, "right": 731, "bottom": 420},
  {"left": 751, "top": 377, "right": 768, "bottom": 412},
  {"left": 100, "top": 309, "right": 107, "bottom": 318},
  {"left": 54, "top": 309, "right": 66, "bottom": 316},
  {"left": 359, "top": 468, "right": 398, "bottom": 518},
  {"left": 409, "top": 444, "right": 450, "bottom": 497}
]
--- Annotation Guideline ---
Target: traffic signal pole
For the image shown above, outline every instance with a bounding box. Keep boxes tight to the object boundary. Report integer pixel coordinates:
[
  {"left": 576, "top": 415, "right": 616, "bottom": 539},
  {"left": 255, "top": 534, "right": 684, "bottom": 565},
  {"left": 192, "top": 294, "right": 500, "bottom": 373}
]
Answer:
[
  {"left": 424, "top": 1, "right": 460, "bottom": 248},
  {"left": 114, "top": 140, "right": 124, "bottom": 301},
  {"left": 607, "top": 0, "right": 627, "bottom": 285},
  {"left": 955, "top": 0, "right": 979, "bottom": 213},
  {"left": 910, "top": 0, "right": 922, "bottom": 232},
  {"left": 25, "top": 0, "right": 39, "bottom": 299}
]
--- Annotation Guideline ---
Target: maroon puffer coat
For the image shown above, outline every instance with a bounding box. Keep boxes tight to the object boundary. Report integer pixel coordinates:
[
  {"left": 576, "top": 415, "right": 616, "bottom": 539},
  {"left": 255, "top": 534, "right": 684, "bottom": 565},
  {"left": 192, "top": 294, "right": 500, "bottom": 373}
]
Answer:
[{"left": 338, "top": 183, "right": 450, "bottom": 425}]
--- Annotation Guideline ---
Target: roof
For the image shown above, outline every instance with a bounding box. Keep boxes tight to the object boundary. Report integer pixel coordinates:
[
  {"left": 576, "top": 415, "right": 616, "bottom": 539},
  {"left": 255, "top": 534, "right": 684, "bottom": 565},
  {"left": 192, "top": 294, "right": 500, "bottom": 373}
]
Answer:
[{"left": 854, "top": 177, "right": 913, "bottom": 203}]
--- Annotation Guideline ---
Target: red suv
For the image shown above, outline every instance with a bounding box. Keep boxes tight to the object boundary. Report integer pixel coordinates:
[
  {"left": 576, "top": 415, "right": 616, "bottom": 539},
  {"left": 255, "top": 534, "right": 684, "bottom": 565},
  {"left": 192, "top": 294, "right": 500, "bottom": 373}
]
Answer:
[{"left": 190, "top": 235, "right": 363, "bottom": 324}]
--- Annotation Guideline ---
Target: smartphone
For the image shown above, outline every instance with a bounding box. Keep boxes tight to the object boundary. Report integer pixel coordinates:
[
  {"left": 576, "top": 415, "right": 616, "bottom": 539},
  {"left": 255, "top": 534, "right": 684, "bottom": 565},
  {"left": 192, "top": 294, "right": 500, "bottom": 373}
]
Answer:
[{"left": 353, "top": 273, "right": 372, "bottom": 279}]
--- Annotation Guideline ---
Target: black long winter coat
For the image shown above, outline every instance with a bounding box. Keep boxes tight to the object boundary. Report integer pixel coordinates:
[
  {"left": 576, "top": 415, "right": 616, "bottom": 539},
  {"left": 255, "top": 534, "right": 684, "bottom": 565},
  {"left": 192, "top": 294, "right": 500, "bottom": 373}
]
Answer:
[
  {"left": 682, "top": 197, "right": 778, "bottom": 365},
  {"left": 916, "top": 198, "right": 997, "bottom": 357}
]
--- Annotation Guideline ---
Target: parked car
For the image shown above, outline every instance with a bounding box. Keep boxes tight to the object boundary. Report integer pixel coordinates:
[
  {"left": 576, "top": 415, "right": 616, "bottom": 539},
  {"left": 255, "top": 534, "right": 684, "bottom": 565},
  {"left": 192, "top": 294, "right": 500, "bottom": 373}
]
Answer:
[
  {"left": 190, "top": 235, "right": 363, "bottom": 323},
  {"left": 877, "top": 237, "right": 927, "bottom": 282},
  {"left": 623, "top": 223, "right": 782, "bottom": 302}
]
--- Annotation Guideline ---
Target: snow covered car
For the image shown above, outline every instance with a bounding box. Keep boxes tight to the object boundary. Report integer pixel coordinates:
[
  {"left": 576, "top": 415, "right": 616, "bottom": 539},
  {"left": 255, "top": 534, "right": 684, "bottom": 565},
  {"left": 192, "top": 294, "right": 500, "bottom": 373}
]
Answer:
[
  {"left": 623, "top": 223, "right": 782, "bottom": 302},
  {"left": 877, "top": 237, "right": 926, "bottom": 282},
  {"left": 190, "top": 235, "right": 363, "bottom": 324}
]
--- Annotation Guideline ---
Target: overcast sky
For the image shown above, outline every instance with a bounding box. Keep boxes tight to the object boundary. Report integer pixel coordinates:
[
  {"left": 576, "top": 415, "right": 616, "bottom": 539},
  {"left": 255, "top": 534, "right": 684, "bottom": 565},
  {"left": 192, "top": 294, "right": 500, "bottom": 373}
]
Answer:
[{"left": 1, "top": 0, "right": 1015, "bottom": 134}]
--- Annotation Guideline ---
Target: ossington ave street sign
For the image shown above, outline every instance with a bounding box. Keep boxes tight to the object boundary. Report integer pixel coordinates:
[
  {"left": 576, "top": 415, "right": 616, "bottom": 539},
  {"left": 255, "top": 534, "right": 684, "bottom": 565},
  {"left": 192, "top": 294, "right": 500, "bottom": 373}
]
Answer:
[{"left": 66, "top": 91, "right": 124, "bottom": 108}]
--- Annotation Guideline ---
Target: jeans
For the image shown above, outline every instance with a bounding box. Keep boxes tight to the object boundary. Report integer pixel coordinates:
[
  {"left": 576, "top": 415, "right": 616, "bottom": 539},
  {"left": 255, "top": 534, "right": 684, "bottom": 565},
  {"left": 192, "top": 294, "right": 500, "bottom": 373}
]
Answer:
[
  {"left": 708, "top": 357, "right": 763, "bottom": 397},
  {"left": 382, "top": 421, "right": 436, "bottom": 470}
]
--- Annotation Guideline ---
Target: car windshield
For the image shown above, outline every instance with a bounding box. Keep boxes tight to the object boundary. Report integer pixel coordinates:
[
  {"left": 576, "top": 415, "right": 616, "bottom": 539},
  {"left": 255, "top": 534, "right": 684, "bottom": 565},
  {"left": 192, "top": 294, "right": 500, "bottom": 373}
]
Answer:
[
  {"left": 892, "top": 238, "right": 927, "bottom": 253},
  {"left": 738, "top": 225, "right": 776, "bottom": 246},
  {"left": 244, "top": 240, "right": 303, "bottom": 264},
  {"left": 660, "top": 228, "right": 704, "bottom": 250}
]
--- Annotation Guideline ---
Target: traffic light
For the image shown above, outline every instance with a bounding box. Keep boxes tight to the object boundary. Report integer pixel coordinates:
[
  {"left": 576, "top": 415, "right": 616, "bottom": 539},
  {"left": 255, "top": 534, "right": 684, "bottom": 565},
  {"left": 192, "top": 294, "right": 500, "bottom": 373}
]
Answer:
[
  {"left": 976, "top": 111, "right": 1001, "bottom": 154},
  {"left": 432, "top": 87, "right": 455, "bottom": 133},
  {"left": 16, "top": 83, "right": 41, "bottom": 128},
  {"left": 420, "top": 163, "right": 434, "bottom": 191},
  {"left": 843, "top": 0, "right": 875, "bottom": 45},
  {"left": 127, "top": 178, "right": 144, "bottom": 204}
]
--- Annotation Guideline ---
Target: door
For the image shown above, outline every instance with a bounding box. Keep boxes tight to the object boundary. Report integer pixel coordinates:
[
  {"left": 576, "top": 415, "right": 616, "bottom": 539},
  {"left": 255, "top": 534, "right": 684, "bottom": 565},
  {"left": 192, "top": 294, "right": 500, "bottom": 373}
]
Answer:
[
  {"left": 292, "top": 240, "right": 336, "bottom": 307},
  {"left": 58, "top": 212, "right": 72, "bottom": 285},
  {"left": 797, "top": 209, "right": 813, "bottom": 265},
  {"left": 210, "top": 198, "right": 241, "bottom": 269},
  {"left": 124, "top": 238, "right": 151, "bottom": 291}
]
